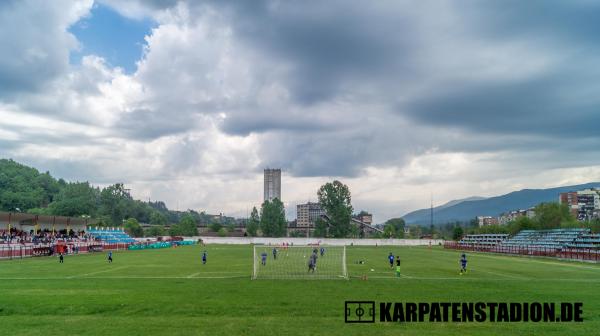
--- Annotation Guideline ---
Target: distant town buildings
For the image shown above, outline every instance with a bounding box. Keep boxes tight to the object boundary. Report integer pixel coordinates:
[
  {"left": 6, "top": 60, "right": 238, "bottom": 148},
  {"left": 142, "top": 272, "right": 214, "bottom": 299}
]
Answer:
[
  {"left": 354, "top": 212, "right": 373, "bottom": 225},
  {"left": 292, "top": 202, "right": 381, "bottom": 237},
  {"left": 296, "top": 202, "right": 326, "bottom": 228},
  {"left": 477, "top": 216, "right": 499, "bottom": 227},
  {"left": 263, "top": 168, "right": 281, "bottom": 202},
  {"left": 559, "top": 188, "right": 600, "bottom": 221},
  {"left": 497, "top": 208, "right": 536, "bottom": 225}
]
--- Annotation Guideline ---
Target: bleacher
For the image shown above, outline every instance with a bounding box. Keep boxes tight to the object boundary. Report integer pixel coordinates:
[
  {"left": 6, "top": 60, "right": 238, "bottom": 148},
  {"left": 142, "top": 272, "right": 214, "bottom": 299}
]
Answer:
[
  {"left": 500, "top": 228, "right": 590, "bottom": 250},
  {"left": 567, "top": 233, "right": 600, "bottom": 249},
  {"left": 87, "top": 228, "right": 136, "bottom": 244},
  {"left": 459, "top": 234, "right": 508, "bottom": 247}
]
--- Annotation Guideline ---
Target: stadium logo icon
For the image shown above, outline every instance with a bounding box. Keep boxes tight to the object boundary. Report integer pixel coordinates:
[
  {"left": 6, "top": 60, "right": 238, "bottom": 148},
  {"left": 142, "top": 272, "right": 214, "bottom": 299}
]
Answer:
[{"left": 345, "top": 301, "right": 375, "bottom": 323}]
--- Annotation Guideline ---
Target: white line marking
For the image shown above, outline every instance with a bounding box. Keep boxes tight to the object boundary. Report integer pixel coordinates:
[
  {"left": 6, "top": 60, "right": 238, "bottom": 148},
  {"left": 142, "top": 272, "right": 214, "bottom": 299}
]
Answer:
[
  {"left": 435, "top": 248, "right": 600, "bottom": 271},
  {"left": 478, "top": 269, "right": 529, "bottom": 280},
  {"left": 70, "top": 266, "right": 129, "bottom": 278},
  {"left": 0, "top": 275, "right": 599, "bottom": 281},
  {"left": 187, "top": 272, "right": 202, "bottom": 278},
  {"left": 0, "top": 275, "right": 248, "bottom": 280},
  {"left": 352, "top": 276, "right": 600, "bottom": 282}
]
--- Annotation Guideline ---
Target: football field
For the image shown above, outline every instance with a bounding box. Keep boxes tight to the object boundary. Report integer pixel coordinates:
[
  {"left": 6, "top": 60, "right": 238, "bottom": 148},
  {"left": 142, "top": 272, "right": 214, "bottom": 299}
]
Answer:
[{"left": 0, "top": 244, "right": 598, "bottom": 335}]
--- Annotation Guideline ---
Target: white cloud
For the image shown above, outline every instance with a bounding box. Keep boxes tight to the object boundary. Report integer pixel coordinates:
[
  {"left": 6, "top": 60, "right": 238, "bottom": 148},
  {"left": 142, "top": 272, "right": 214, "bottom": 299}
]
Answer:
[{"left": 2, "top": 0, "right": 600, "bottom": 224}]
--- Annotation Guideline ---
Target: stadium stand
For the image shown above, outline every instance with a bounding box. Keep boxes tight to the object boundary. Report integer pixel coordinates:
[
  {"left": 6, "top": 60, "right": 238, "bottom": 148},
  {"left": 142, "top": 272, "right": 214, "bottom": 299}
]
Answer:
[
  {"left": 446, "top": 228, "right": 600, "bottom": 262},
  {"left": 568, "top": 232, "right": 600, "bottom": 249},
  {"left": 87, "top": 228, "right": 136, "bottom": 244},
  {"left": 499, "top": 228, "right": 589, "bottom": 250},
  {"left": 459, "top": 234, "right": 508, "bottom": 247},
  {"left": 128, "top": 242, "right": 171, "bottom": 250}
]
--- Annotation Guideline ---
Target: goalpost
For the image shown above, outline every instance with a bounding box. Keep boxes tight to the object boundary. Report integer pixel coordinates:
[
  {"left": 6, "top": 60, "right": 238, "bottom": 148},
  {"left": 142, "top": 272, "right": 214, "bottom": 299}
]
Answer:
[{"left": 252, "top": 245, "right": 347, "bottom": 280}]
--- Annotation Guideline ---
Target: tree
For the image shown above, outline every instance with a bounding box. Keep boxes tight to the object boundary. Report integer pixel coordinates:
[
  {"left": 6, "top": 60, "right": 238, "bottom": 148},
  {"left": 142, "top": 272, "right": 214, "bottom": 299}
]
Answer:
[
  {"left": 0, "top": 159, "right": 61, "bottom": 211},
  {"left": 48, "top": 182, "right": 99, "bottom": 217},
  {"left": 145, "top": 225, "right": 165, "bottom": 237},
  {"left": 478, "top": 224, "right": 509, "bottom": 234},
  {"left": 246, "top": 207, "right": 260, "bottom": 236},
  {"left": 168, "top": 224, "right": 182, "bottom": 236},
  {"left": 383, "top": 218, "right": 405, "bottom": 238},
  {"left": 452, "top": 226, "right": 464, "bottom": 241},
  {"left": 150, "top": 211, "right": 168, "bottom": 226},
  {"left": 313, "top": 217, "right": 328, "bottom": 237},
  {"left": 535, "top": 202, "right": 576, "bottom": 229},
  {"left": 178, "top": 214, "right": 199, "bottom": 236},
  {"left": 99, "top": 183, "right": 132, "bottom": 226},
  {"left": 260, "top": 198, "right": 286, "bottom": 237},
  {"left": 507, "top": 216, "right": 536, "bottom": 235},
  {"left": 317, "top": 180, "right": 353, "bottom": 238},
  {"left": 209, "top": 222, "right": 223, "bottom": 232},
  {"left": 123, "top": 218, "right": 143, "bottom": 237}
]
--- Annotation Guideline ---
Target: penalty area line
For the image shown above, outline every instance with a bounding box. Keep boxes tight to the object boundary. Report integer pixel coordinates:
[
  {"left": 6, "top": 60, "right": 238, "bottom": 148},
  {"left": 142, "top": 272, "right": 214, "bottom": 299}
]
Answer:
[
  {"left": 0, "top": 275, "right": 249, "bottom": 280},
  {"left": 69, "top": 265, "right": 129, "bottom": 278},
  {"left": 353, "top": 276, "right": 600, "bottom": 282}
]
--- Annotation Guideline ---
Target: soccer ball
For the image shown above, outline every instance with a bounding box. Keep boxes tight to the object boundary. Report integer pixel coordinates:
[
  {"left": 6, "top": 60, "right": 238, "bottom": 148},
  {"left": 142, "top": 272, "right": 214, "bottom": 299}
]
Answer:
[{"left": 370, "top": 269, "right": 375, "bottom": 272}]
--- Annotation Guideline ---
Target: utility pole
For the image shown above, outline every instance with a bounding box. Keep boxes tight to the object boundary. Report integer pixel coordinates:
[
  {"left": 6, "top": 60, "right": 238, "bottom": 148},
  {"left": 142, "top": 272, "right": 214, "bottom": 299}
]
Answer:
[{"left": 430, "top": 192, "right": 434, "bottom": 229}]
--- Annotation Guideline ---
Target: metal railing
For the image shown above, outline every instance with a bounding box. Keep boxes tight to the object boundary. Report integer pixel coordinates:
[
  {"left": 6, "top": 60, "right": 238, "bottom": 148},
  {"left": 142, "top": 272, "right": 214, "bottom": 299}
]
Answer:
[
  {"left": 0, "top": 242, "right": 133, "bottom": 260},
  {"left": 444, "top": 241, "right": 600, "bottom": 262}
]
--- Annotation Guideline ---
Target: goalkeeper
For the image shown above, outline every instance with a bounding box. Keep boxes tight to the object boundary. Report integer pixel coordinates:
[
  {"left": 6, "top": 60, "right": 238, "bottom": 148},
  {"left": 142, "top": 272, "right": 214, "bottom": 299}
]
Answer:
[
  {"left": 308, "top": 256, "right": 316, "bottom": 273},
  {"left": 308, "top": 250, "right": 318, "bottom": 273},
  {"left": 395, "top": 256, "right": 401, "bottom": 277},
  {"left": 261, "top": 251, "right": 268, "bottom": 266}
]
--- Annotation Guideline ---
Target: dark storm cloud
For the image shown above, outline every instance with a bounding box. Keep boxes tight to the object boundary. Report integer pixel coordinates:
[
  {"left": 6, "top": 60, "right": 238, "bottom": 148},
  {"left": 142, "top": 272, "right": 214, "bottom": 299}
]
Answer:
[
  {"left": 198, "top": 0, "right": 600, "bottom": 140},
  {"left": 464, "top": 0, "right": 600, "bottom": 43},
  {"left": 199, "top": 0, "right": 419, "bottom": 105},
  {"left": 220, "top": 111, "right": 334, "bottom": 136},
  {"left": 402, "top": 71, "right": 600, "bottom": 137},
  {"left": 257, "top": 122, "right": 416, "bottom": 178},
  {"left": 116, "top": 108, "right": 199, "bottom": 140},
  {"left": 0, "top": 1, "right": 76, "bottom": 97},
  {"left": 4, "top": 0, "right": 600, "bottom": 185}
]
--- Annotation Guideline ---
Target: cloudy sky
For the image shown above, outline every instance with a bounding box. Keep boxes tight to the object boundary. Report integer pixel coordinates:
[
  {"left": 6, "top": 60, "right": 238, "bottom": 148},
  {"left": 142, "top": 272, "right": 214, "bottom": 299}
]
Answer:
[{"left": 2, "top": 0, "right": 600, "bottom": 223}]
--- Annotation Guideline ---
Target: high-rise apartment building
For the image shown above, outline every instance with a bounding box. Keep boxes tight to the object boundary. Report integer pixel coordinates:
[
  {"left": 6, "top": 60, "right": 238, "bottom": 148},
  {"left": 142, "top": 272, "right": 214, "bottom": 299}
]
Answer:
[
  {"left": 264, "top": 168, "right": 281, "bottom": 202},
  {"left": 296, "top": 202, "right": 325, "bottom": 228}
]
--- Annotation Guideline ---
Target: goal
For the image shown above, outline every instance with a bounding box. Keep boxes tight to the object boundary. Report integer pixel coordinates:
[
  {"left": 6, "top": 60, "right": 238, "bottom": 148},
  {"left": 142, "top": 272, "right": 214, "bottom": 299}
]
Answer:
[{"left": 252, "top": 245, "right": 347, "bottom": 280}]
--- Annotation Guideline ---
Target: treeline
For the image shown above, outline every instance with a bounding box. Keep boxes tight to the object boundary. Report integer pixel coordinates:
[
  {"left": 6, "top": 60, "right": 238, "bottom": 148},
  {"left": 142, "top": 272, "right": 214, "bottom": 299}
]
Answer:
[{"left": 0, "top": 159, "right": 236, "bottom": 237}]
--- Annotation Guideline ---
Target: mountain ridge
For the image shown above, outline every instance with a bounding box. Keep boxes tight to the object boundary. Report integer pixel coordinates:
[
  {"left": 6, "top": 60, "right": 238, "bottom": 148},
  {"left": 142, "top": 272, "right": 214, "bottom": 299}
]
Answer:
[{"left": 402, "top": 183, "right": 600, "bottom": 225}]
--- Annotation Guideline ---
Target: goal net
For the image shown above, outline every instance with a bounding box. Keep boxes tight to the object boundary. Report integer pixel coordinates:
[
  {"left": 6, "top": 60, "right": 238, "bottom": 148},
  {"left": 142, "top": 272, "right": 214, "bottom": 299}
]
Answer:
[{"left": 252, "top": 245, "right": 347, "bottom": 280}]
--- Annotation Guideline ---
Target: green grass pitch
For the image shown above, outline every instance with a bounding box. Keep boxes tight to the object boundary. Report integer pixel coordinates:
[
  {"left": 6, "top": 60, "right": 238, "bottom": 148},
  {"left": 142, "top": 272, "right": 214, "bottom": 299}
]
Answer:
[{"left": 0, "top": 245, "right": 599, "bottom": 335}]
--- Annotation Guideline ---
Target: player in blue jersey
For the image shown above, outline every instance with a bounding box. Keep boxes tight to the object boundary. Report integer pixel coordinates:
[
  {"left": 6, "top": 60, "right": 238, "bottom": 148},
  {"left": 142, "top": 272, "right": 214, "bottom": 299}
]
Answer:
[
  {"left": 459, "top": 253, "right": 468, "bottom": 274},
  {"left": 261, "top": 252, "right": 268, "bottom": 265},
  {"left": 202, "top": 250, "right": 207, "bottom": 265},
  {"left": 388, "top": 252, "right": 395, "bottom": 268},
  {"left": 320, "top": 247, "right": 325, "bottom": 257},
  {"left": 107, "top": 251, "right": 113, "bottom": 263},
  {"left": 308, "top": 251, "right": 318, "bottom": 273}
]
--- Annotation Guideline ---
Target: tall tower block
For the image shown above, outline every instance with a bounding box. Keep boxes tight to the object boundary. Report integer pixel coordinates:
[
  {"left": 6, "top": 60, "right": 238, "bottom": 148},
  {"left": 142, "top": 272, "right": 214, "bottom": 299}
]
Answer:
[{"left": 264, "top": 168, "right": 281, "bottom": 202}]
